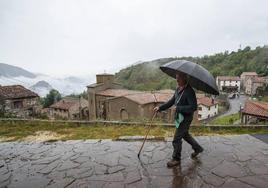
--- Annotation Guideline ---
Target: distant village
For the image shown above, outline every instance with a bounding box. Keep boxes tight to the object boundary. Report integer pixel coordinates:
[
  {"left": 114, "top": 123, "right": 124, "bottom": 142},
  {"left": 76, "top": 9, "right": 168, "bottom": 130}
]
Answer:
[{"left": 0, "top": 72, "right": 267, "bottom": 124}]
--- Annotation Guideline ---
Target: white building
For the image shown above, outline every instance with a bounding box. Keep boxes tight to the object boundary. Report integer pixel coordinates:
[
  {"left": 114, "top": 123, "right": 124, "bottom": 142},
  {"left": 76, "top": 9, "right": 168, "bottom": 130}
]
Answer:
[
  {"left": 197, "top": 97, "right": 219, "bottom": 120},
  {"left": 216, "top": 76, "right": 241, "bottom": 92}
]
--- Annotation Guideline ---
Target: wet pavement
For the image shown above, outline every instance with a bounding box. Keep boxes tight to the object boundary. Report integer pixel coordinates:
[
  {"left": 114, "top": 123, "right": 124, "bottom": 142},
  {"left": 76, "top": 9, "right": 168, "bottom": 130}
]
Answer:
[
  {"left": 0, "top": 135, "right": 268, "bottom": 188},
  {"left": 221, "top": 94, "right": 248, "bottom": 117},
  {"left": 251, "top": 134, "right": 268, "bottom": 144}
]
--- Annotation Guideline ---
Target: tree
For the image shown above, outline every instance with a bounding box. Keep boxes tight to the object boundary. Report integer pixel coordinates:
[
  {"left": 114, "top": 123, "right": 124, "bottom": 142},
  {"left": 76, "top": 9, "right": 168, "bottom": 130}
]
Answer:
[
  {"left": 114, "top": 46, "right": 268, "bottom": 91},
  {"left": 65, "top": 90, "right": 88, "bottom": 100},
  {"left": 42, "top": 89, "right": 62, "bottom": 108}
]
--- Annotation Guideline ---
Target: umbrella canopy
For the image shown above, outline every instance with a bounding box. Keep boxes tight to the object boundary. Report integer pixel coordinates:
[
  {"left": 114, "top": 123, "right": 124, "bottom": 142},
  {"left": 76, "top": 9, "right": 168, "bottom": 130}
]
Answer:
[{"left": 160, "top": 60, "right": 219, "bottom": 95}]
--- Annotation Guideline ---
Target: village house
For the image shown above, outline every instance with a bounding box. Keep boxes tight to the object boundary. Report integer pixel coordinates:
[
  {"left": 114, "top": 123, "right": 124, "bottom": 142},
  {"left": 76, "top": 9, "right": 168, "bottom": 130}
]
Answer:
[
  {"left": 87, "top": 73, "right": 175, "bottom": 122},
  {"left": 104, "top": 90, "right": 176, "bottom": 122},
  {"left": 0, "top": 85, "right": 39, "bottom": 117},
  {"left": 244, "top": 76, "right": 268, "bottom": 96},
  {"left": 87, "top": 74, "right": 218, "bottom": 123},
  {"left": 49, "top": 97, "right": 88, "bottom": 120},
  {"left": 240, "top": 72, "right": 258, "bottom": 90},
  {"left": 87, "top": 73, "right": 130, "bottom": 120},
  {"left": 216, "top": 76, "right": 241, "bottom": 93},
  {"left": 241, "top": 100, "right": 268, "bottom": 124},
  {"left": 197, "top": 97, "right": 219, "bottom": 120}
]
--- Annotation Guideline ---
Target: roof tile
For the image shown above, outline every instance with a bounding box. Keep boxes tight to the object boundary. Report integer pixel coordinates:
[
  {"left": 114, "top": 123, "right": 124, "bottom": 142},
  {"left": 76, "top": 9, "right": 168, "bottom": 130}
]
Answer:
[
  {"left": 242, "top": 100, "right": 268, "bottom": 118},
  {"left": 0, "top": 85, "right": 38, "bottom": 99}
]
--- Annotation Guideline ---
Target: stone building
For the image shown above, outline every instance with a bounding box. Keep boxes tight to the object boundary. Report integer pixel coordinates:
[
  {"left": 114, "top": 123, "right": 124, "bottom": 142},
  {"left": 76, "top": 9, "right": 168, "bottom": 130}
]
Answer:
[
  {"left": 87, "top": 74, "right": 217, "bottom": 123},
  {"left": 0, "top": 85, "right": 39, "bottom": 117},
  {"left": 49, "top": 97, "right": 88, "bottom": 120},
  {"left": 87, "top": 73, "right": 128, "bottom": 120},
  {"left": 87, "top": 74, "right": 176, "bottom": 122},
  {"left": 240, "top": 72, "right": 258, "bottom": 90},
  {"left": 244, "top": 76, "right": 268, "bottom": 96},
  {"left": 105, "top": 90, "right": 176, "bottom": 122},
  {"left": 241, "top": 100, "right": 268, "bottom": 124}
]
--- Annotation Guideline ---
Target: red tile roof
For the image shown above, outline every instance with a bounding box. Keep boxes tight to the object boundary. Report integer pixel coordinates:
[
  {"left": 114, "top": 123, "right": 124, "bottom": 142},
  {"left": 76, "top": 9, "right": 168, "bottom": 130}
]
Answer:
[
  {"left": 123, "top": 92, "right": 173, "bottom": 105},
  {"left": 217, "top": 76, "right": 240, "bottom": 81},
  {"left": 241, "top": 72, "right": 258, "bottom": 76},
  {"left": 50, "top": 97, "right": 83, "bottom": 110},
  {"left": 103, "top": 88, "right": 216, "bottom": 106},
  {"left": 96, "top": 89, "right": 143, "bottom": 97},
  {"left": 242, "top": 100, "right": 268, "bottom": 118},
  {"left": 0, "top": 85, "right": 38, "bottom": 99},
  {"left": 87, "top": 83, "right": 104, "bottom": 88},
  {"left": 197, "top": 97, "right": 218, "bottom": 107}
]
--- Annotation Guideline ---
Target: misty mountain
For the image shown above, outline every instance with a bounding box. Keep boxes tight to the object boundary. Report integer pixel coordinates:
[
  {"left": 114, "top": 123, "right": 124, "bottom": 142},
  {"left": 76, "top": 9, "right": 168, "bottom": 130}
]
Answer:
[
  {"left": 0, "top": 63, "right": 36, "bottom": 78},
  {"left": 30, "top": 81, "right": 53, "bottom": 97},
  {"left": 31, "top": 80, "right": 52, "bottom": 88},
  {"left": 64, "top": 76, "right": 84, "bottom": 83},
  {"left": 0, "top": 64, "right": 94, "bottom": 97}
]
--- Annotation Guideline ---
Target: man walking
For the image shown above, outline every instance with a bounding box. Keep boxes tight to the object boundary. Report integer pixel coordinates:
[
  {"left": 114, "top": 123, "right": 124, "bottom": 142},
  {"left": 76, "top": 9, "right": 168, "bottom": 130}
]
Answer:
[{"left": 154, "top": 72, "right": 203, "bottom": 168}]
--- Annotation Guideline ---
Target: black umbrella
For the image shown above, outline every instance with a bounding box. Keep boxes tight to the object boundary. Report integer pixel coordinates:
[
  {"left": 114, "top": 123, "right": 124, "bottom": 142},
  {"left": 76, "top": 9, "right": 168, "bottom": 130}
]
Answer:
[{"left": 160, "top": 60, "right": 219, "bottom": 95}]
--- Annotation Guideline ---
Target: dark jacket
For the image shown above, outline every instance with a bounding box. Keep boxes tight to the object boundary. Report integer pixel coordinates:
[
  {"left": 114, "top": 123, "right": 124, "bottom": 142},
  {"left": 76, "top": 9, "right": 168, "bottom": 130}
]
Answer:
[{"left": 158, "top": 84, "right": 197, "bottom": 119}]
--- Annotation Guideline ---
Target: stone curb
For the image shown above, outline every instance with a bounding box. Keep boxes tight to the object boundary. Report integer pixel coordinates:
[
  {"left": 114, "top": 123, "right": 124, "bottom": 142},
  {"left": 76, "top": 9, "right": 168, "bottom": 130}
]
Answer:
[{"left": 0, "top": 118, "right": 268, "bottom": 128}]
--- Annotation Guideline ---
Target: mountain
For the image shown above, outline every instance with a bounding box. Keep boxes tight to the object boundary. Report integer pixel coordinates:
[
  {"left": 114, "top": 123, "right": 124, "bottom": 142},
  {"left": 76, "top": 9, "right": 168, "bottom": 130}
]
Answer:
[
  {"left": 31, "top": 80, "right": 53, "bottom": 88},
  {"left": 115, "top": 46, "right": 268, "bottom": 91},
  {"left": 0, "top": 63, "right": 36, "bottom": 78},
  {"left": 30, "top": 81, "right": 53, "bottom": 97},
  {"left": 0, "top": 64, "right": 93, "bottom": 97},
  {"left": 64, "top": 76, "right": 84, "bottom": 83}
]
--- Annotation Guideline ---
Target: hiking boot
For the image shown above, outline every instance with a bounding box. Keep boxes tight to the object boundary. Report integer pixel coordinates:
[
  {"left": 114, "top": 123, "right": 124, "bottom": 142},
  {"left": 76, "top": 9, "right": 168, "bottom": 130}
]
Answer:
[
  {"left": 167, "top": 159, "right": 181, "bottom": 168},
  {"left": 191, "top": 148, "right": 204, "bottom": 158}
]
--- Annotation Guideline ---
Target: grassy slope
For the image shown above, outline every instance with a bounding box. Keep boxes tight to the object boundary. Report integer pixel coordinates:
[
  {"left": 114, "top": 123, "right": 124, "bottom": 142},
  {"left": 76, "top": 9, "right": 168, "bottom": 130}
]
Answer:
[
  {"left": 211, "top": 113, "right": 240, "bottom": 125},
  {"left": 115, "top": 46, "right": 268, "bottom": 91},
  {"left": 1, "top": 121, "right": 268, "bottom": 141}
]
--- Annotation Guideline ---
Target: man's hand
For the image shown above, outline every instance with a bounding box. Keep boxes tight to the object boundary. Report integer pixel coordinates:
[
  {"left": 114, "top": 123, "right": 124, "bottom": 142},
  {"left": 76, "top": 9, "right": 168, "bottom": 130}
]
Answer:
[{"left": 153, "top": 106, "right": 159, "bottom": 113}]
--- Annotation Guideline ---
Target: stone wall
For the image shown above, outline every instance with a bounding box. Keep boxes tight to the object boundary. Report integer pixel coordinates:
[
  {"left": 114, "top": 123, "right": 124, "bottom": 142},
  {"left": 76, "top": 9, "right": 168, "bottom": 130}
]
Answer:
[{"left": 2, "top": 97, "right": 39, "bottom": 118}]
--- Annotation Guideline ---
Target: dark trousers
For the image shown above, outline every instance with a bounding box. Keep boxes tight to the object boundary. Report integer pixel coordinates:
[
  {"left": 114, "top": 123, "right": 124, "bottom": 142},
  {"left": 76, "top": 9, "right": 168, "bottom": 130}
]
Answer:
[{"left": 172, "top": 117, "right": 202, "bottom": 160}]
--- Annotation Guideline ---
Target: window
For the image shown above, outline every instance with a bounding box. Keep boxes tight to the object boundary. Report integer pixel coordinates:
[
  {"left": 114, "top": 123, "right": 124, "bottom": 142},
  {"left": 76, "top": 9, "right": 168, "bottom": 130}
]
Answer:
[
  {"left": 198, "top": 107, "right": 202, "bottom": 111},
  {"left": 198, "top": 114, "right": 202, "bottom": 118},
  {"left": 13, "top": 101, "right": 23, "bottom": 109},
  {"left": 208, "top": 107, "right": 210, "bottom": 111}
]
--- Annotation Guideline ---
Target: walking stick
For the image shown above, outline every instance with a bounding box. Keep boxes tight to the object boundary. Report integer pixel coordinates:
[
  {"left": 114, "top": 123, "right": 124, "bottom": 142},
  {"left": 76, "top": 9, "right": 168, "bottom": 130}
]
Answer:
[{"left": 137, "top": 111, "right": 157, "bottom": 159}]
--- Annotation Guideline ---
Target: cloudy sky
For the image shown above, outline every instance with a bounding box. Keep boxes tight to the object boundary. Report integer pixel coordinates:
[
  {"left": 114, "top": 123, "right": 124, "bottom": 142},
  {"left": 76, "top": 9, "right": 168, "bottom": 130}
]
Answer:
[{"left": 1, "top": 0, "right": 268, "bottom": 77}]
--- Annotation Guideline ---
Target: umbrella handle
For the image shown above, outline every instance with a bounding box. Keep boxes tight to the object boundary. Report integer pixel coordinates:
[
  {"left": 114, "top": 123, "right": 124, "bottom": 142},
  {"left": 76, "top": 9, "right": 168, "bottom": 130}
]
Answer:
[{"left": 138, "top": 111, "right": 157, "bottom": 158}]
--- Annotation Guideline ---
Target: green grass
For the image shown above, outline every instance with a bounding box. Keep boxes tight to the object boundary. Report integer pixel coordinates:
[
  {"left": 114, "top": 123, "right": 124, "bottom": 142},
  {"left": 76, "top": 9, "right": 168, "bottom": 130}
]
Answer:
[
  {"left": 211, "top": 113, "right": 240, "bottom": 125},
  {"left": 260, "top": 96, "right": 268, "bottom": 102},
  {"left": 0, "top": 120, "right": 268, "bottom": 141},
  {"left": 0, "top": 121, "right": 174, "bottom": 141},
  {"left": 190, "top": 126, "right": 268, "bottom": 135}
]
